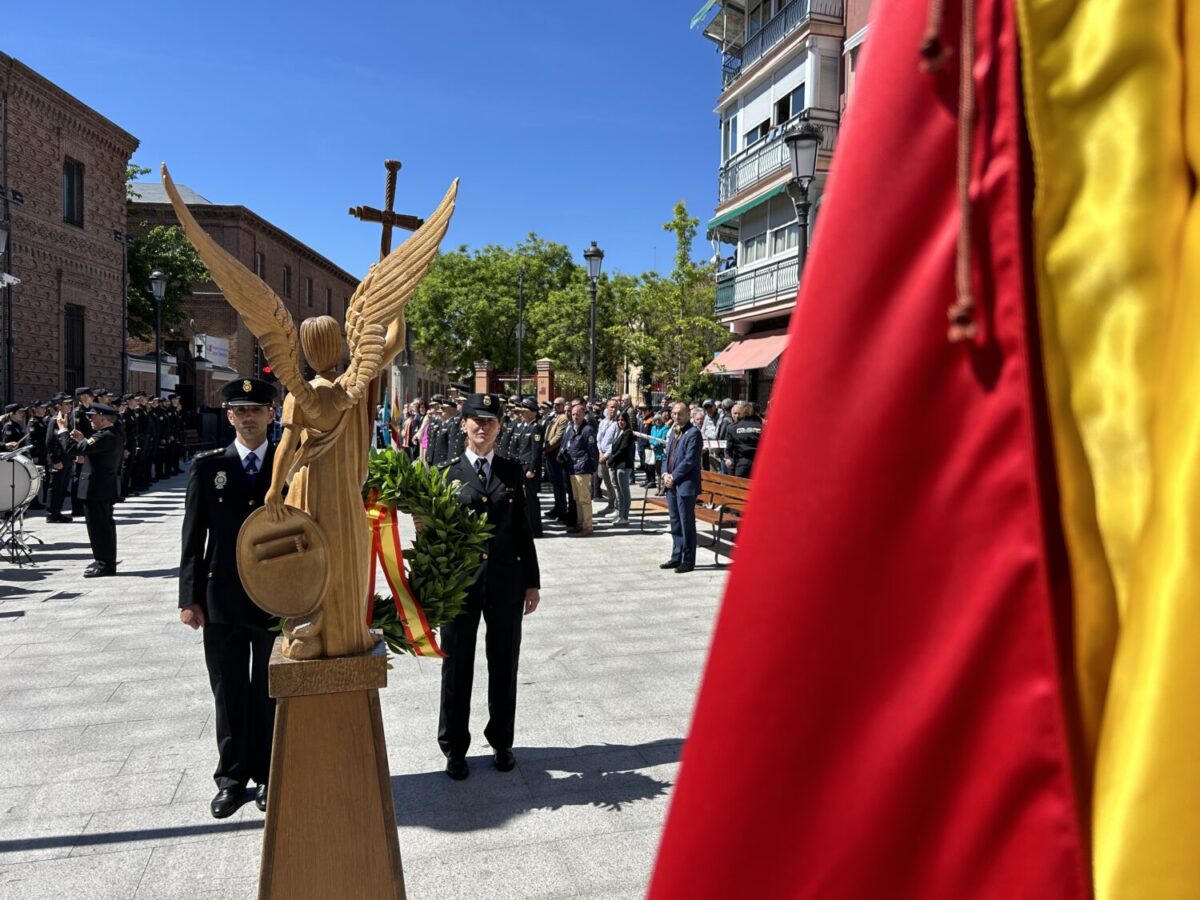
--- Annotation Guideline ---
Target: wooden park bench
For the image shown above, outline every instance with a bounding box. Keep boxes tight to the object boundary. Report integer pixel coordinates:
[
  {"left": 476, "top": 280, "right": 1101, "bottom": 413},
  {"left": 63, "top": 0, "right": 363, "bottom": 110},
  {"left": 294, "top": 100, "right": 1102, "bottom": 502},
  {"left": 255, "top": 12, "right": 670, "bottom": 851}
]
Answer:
[{"left": 639, "top": 470, "right": 752, "bottom": 564}]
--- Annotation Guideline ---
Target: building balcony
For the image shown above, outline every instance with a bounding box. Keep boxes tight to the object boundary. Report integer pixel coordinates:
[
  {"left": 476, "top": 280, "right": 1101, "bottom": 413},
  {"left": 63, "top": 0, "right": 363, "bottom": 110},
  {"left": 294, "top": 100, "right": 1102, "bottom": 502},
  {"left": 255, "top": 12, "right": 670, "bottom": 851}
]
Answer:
[
  {"left": 722, "top": 0, "right": 845, "bottom": 89},
  {"left": 715, "top": 256, "right": 799, "bottom": 315},
  {"left": 718, "top": 108, "right": 838, "bottom": 204}
]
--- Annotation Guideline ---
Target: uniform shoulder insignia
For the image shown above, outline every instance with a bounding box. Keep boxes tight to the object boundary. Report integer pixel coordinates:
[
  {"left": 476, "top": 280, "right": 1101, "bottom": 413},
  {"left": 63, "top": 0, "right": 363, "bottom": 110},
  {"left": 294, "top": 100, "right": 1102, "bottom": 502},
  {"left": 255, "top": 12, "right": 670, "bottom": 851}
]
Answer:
[
  {"left": 86, "top": 437, "right": 96, "bottom": 446},
  {"left": 195, "top": 448, "right": 225, "bottom": 460},
  {"left": 533, "top": 434, "right": 541, "bottom": 442},
  {"left": 448, "top": 456, "right": 461, "bottom": 465}
]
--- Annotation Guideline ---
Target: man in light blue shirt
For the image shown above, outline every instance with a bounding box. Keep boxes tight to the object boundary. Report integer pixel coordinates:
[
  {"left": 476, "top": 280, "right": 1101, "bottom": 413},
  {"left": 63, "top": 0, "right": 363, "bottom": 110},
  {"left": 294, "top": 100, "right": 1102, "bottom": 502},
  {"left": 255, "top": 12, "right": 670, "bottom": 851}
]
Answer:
[{"left": 595, "top": 398, "right": 619, "bottom": 516}]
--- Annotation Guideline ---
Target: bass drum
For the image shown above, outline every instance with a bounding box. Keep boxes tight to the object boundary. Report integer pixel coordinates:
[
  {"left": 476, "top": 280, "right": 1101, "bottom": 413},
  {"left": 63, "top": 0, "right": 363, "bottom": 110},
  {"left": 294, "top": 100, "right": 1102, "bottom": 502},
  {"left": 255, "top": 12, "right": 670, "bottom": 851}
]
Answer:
[{"left": 0, "top": 451, "right": 42, "bottom": 513}]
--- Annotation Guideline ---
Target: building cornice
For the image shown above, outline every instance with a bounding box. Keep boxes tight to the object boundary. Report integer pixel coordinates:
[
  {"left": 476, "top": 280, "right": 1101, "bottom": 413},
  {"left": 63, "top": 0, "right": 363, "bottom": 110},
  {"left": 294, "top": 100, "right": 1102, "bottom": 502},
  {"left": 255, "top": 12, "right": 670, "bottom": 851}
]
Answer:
[
  {"left": 0, "top": 52, "right": 139, "bottom": 157},
  {"left": 130, "top": 201, "right": 359, "bottom": 286}
]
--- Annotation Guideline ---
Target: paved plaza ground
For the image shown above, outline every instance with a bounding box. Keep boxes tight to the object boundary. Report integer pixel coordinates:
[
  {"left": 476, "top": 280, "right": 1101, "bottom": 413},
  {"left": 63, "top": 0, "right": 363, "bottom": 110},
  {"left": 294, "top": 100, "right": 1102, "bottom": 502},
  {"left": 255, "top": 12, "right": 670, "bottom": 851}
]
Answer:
[{"left": 0, "top": 473, "right": 728, "bottom": 899}]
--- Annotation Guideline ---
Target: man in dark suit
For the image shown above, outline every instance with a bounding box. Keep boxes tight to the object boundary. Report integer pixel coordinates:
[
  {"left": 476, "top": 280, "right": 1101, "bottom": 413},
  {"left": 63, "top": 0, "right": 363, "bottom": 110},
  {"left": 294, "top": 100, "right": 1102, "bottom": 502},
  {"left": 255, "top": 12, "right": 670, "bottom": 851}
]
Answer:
[
  {"left": 61, "top": 402, "right": 125, "bottom": 577},
  {"left": 437, "top": 392, "right": 541, "bottom": 781},
  {"left": 661, "top": 402, "right": 703, "bottom": 574},
  {"left": 178, "top": 377, "right": 278, "bottom": 819}
]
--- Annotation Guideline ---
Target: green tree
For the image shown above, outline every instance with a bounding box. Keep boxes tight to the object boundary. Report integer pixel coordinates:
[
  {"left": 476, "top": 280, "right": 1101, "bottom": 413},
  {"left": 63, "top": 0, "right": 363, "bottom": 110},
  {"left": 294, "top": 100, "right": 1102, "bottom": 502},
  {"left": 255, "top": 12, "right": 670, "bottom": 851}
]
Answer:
[
  {"left": 126, "top": 163, "right": 151, "bottom": 201},
  {"left": 407, "top": 234, "right": 576, "bottom": 379},
  {"left": 646, "top": 201, "right": 729, "bottom": 397},
  {"left": 125, "top": 225, "right": 209, "bottom": 342}
]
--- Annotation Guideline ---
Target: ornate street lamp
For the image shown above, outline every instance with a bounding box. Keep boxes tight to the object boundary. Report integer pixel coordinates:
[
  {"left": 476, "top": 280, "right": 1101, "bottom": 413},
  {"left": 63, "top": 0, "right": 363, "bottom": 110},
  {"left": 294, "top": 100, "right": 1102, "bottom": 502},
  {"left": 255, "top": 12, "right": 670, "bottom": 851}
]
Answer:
[
  {"left": 582, "top": 241, "right": 604, "bottom": 401},
  {"left": 783, "top": 122, "right": 823, "bottom": 275},
  {"left": 150, "top": 269, "right": 167, "bottom": 397}
]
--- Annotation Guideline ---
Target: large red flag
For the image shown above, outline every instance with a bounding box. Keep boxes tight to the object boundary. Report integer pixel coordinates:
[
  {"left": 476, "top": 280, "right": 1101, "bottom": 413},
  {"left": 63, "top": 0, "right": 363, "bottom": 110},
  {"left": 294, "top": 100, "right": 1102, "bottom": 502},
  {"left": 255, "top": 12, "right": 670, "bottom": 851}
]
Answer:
[{"left": 648, "top": 0, "right": 1091, "bottom": 896}]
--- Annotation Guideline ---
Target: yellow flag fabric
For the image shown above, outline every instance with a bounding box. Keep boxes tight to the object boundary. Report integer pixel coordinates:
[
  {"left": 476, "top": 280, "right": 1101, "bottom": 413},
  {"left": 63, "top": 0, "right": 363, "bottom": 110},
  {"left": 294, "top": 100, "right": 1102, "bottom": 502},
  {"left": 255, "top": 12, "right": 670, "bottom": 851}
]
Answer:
[{"left": 1016, "top": 0, "right": 1200, "bottom": 896}]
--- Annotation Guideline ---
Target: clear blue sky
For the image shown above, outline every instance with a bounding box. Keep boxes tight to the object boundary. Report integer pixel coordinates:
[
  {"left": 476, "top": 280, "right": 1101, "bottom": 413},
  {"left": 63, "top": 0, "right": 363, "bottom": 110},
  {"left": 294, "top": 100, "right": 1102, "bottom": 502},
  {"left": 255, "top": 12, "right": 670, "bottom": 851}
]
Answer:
[{"left": 6, "top": 1, "right": 723, "bottom": 279}]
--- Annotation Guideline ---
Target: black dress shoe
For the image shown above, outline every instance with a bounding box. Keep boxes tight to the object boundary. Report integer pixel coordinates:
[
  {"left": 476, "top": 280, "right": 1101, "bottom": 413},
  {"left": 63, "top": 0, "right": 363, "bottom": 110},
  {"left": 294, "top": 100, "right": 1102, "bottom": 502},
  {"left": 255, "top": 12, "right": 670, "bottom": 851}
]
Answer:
[
  {"left": 659, "top": 559, "right": 680, "bottom": 569},
  {"left": 565, "top": 526, "right": 581, "bottom": 534},
  {"left": 493, "top": 748, "right": 516, "bottom": 772},
  {"left": 84, "top": 562, "right": 117, "bottom": 578},
  {"left": 675, "top": 563, "right": 695, "bottom": 574},
  {"left": 211, "top": 787, "right": 245, "bottom": 819},
  {"left": 255, "top": 783, "right": 268, "bottom": 812},
  {"left": 445, "top": 755, "right": 469, "bottom": 781},
  {"left": 46, "top": 514, "right": 70, "bottom": 523}
]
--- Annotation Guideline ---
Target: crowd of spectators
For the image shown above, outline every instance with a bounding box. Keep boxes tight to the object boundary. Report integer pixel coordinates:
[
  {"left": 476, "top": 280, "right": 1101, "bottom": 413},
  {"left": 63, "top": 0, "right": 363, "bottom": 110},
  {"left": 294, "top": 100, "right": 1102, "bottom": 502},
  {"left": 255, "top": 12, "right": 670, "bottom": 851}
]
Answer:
[{"left": 378, "top": 389, "right": 767, "bottom": 562}]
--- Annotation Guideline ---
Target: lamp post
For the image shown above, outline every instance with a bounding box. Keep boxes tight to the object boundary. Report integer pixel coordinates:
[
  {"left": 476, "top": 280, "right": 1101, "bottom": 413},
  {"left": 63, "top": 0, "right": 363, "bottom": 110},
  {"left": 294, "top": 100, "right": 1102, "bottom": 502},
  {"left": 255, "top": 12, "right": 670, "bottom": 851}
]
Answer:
[
  {"left": 582, "top": 241, "right": 604, "bottom": 401},
  {"left": 515, "top": 267, "right": 525, "bottom": 399},
  {"left": 783, "top": 122, "right": 823, "bottom": 276},
  {"left": 150, "top": 269, "right": 167, "bottom": 398},
  {"left": 114, "top": 230, "right": 132, "bottom": 395}
]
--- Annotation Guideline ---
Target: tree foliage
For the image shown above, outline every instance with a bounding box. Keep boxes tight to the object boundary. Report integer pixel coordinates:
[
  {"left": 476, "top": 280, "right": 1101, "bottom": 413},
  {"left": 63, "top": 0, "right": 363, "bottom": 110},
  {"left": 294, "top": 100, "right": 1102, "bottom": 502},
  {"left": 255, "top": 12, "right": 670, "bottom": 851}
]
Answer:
[
  {"left": 125, "top": 225, "right": 209, "bottom": 342},
  {"left": 406, "top": 202, "right": 729, "bottom": 399}
]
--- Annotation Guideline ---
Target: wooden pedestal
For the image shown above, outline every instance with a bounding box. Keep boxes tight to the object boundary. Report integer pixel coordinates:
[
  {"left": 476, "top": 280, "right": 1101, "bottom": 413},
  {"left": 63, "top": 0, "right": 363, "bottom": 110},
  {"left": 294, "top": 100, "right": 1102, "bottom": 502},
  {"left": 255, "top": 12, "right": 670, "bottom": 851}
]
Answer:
[{"left": 258, "top": 639, "right": 405, "bottom": 899}]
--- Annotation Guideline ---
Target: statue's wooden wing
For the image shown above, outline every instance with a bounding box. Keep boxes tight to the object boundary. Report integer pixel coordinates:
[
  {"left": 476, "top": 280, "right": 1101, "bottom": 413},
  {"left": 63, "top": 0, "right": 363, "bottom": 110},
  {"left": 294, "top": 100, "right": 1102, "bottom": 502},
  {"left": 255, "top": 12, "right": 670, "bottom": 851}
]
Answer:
[
  {"left": 337, "top": 180, "right": 458, "bottom": 404},
  {"left": 160, "top": 164, "right": 321, "bottom": 416}
]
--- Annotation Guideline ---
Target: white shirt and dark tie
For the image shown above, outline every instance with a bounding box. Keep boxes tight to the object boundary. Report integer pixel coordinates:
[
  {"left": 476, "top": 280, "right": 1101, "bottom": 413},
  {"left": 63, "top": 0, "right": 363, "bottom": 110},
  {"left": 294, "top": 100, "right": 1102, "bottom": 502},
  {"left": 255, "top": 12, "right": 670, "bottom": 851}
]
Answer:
[
  {"left": 464, "top": 448, "right": 495, "bottom": 484},
  {"left": 234, "top": 439, "right": 268, "bottom": 484}
]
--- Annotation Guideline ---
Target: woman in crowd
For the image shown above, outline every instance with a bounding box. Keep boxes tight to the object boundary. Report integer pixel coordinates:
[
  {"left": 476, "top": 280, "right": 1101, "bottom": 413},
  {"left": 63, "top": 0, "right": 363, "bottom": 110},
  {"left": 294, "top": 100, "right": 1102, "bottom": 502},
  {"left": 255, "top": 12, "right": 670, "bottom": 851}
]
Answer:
[
  {"left": 649, "top": 414, "right": 671, "bottom": 496},
  {"left": 608, "top": 413, "right": 636, "bottom": 525}
]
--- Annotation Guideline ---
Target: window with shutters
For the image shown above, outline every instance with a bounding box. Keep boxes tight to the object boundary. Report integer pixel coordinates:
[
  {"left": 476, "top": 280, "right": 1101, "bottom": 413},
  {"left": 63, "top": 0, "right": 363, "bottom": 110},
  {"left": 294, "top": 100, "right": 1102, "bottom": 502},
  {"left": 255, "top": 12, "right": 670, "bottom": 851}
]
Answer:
[
  {"left": 64, "top": 304, "right": 85, "bottom": 390},
  {"left": 63, "top": 159, "right": 85, "bottom": 227}
]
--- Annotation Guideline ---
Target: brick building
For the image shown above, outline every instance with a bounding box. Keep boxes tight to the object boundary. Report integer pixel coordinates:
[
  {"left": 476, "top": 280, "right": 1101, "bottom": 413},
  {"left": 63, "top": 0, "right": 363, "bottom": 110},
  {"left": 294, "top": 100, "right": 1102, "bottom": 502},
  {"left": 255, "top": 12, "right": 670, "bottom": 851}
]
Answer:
[
  {"left": 0, "top": 52, "right": 139, "bottom": 401},
  {"left": 129, "top": 182, "right": 362, "bottom": 408}
]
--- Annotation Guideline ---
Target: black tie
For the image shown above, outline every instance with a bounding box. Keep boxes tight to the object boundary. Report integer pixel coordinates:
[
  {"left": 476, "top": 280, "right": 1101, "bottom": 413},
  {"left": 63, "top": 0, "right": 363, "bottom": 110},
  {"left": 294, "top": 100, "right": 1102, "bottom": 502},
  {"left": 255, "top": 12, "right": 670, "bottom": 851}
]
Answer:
[
  {"left": 245, "top": 451, "right": 258, "bottom": 484},
  {"left": 475, "top": 457, "right": 488, "bottom": 483}
]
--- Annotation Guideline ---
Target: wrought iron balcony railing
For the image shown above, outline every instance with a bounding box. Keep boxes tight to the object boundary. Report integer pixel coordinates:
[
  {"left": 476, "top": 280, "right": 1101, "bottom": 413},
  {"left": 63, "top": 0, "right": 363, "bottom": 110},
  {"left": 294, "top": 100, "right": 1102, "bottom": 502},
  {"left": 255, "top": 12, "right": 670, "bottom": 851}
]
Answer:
[
  {"left": 718, "top": 108, "right": 838, "bottom": 204},
  {"left": 714, "top": 256, "right": 799, "bottom": 314},
  {"left": 722, "top": 0, "right": 845, "bottom": 90}
]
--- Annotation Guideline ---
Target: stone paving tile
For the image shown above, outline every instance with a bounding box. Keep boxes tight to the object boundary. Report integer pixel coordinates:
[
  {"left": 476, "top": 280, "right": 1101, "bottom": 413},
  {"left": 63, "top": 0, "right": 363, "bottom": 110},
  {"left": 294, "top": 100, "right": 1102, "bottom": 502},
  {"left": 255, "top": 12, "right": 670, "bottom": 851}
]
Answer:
[
  {"left": 71, "top": 800, "right": 263, "bottom": 858},
  {"left": 0, "top": 770, "right": 182, "bottom": 819},
  {"left": 0, "top": 476, "right": 725, "bottom": 897},
  {"left": 131, "top": 837, "right": 259, "bottom": 900},
  {"left": 0, "top": 847, "right": 152, "bottom": 900},
  {"left": 0, "top": 812, "right": 92, "bottom": 864}
]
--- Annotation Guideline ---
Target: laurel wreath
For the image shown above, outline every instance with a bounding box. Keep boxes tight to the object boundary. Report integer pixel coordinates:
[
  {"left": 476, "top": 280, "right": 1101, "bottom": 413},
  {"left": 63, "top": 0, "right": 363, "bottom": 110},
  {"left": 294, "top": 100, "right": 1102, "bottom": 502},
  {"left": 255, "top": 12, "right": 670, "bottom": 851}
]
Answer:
[{"left": 365, "top": 448, "right": 492, "bottom": 657}]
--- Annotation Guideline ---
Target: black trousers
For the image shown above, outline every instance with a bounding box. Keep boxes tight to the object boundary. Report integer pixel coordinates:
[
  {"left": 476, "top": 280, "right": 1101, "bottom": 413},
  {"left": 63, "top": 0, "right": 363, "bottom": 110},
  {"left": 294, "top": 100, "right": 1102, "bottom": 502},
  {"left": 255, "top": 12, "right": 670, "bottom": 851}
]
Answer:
[
  {"left": 203, "top": 622, "right": 276, "bottom": 790},
  {"left": 82, "top": 497, "right": 117, "bottom": 565},
  {"left": 438, "top": 596, "right": 524, "bottom": 758},
  {"left": 48, "top": 461, "right": 74, "bottom": 515},
  {"left": 523, "top": 476, "right": 543, "bottom": 537}
]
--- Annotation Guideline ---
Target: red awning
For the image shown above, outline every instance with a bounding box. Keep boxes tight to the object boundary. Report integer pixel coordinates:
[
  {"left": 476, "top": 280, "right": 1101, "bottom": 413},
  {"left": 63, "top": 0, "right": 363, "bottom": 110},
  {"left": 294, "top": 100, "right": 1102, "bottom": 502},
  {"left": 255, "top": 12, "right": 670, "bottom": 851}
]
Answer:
[{"left": 703, "top": 329, "right": 789, "bottom": 375}]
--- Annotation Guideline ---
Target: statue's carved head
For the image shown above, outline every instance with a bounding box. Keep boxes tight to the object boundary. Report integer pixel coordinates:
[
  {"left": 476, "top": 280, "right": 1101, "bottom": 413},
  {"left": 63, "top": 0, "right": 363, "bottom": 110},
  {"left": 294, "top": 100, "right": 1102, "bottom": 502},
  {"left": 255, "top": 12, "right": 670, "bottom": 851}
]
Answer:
[{"left": 300, "top": 316, "right": 344, "bottom": 373}]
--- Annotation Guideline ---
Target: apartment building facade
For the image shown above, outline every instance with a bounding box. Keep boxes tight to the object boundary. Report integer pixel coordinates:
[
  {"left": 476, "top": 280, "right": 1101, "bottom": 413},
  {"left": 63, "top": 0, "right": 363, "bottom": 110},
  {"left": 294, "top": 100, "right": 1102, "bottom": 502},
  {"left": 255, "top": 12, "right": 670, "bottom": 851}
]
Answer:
[{"left": 693, "top": 0, "right": 871, "bottom": 405}]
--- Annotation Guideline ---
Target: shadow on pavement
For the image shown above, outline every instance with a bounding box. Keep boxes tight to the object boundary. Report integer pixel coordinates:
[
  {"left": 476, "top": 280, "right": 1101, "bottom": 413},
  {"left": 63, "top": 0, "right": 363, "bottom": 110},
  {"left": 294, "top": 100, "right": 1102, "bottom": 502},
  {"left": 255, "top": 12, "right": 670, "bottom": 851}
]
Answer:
[
  {"left": 120, "top": 566, "right": 180, "bottom": 579},
  {"left": 0, "top": 818, "right": 263, "bottom": 854},
  {"left": 392, "top": 738, "right": 681, "bottom": 832}
]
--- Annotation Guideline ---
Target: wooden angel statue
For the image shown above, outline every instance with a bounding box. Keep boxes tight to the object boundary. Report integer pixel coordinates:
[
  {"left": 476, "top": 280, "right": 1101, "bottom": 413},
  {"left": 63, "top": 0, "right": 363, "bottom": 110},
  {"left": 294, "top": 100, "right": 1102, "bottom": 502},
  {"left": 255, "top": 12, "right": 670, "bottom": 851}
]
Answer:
[{"left": 161, "top": 164, "right": 457, "bottom": 659}]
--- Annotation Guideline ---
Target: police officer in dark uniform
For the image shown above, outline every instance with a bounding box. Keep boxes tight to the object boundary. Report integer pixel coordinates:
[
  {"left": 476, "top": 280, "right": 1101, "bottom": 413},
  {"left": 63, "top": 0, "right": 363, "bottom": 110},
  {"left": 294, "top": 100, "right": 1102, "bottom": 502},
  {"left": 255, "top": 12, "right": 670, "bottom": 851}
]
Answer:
[
  {"left": 514, "top": 398, "right": 544, "bottom": 538},
  {"left": 427, "top": 395, "right": 449, "bottom": 467},
  {"left": 179, "top": 377, "right": 278, "bottom": 819},
  {"left": 25, "top": 400, "right": 50, "bottom": 508},
  {"left": 726, "top": 401, "right": 764, "bottom": 478},
  {"left": 436, "top": 392, "right": 541, "bottom": 781},
  {"left": 169, "top": 395, "right": 186, "bottom": 474},
  {"left": 1, "top": 403, "right": 25, "bottom": 447},
  {"left": 61, "top": 402, "right": 124, "bottom": 576},
  {"left": 46, "top": 395, "right": 75, "bottom": 521},
  {"left": 119, "top": 395, "right": 138, "bottom": 498},
  {"left": 441, "top": 395, "right": 464, "bottom": 463}
]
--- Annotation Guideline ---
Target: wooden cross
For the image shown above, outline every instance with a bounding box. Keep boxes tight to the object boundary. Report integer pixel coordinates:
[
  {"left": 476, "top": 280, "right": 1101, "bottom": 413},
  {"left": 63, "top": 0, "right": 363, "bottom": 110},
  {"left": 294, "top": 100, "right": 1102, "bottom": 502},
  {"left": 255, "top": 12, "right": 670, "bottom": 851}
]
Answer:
[{"left": 348, "top": 159, "right": 425, "bottom": 262}]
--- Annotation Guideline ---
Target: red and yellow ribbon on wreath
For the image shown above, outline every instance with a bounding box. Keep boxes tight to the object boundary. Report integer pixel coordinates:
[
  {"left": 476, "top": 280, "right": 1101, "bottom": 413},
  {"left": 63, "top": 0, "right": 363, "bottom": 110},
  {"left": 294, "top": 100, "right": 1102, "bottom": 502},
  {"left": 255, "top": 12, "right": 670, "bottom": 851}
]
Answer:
[{"left": 366, "top": 500, "right": 444, "bottom": 658}]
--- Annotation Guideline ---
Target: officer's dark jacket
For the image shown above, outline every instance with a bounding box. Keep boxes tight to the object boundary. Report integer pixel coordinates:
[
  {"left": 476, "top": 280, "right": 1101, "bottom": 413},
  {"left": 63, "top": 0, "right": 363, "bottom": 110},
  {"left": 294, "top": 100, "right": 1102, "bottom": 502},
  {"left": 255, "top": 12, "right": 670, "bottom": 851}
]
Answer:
[
  {"left": 558, "top": 422, "right": 598, "bottom": 475},
  {"left": 63, "top": 426, "right": 124, "bottom": 502},
  {"left": 1, "top": 419, "right": 25, "bottom": 446},
  {"left": 442, "top": 453, "right": 539, "bottom": 603},
  {"left": 517, "top": 420, "right": 543, "bottom": 474},
  {"left": 727, "top": 415, "right": 764, "bottom": 474},
  {"left": 179, "top": 443, "right": 276, "bottom": 627}
]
